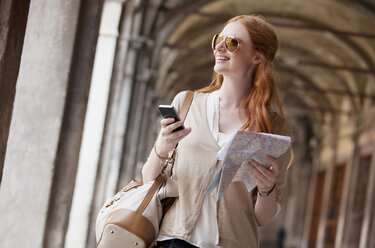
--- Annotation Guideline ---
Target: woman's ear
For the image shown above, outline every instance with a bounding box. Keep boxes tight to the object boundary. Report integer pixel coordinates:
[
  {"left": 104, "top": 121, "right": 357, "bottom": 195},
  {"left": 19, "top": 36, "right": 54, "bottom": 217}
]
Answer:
[{"left": 253, "top": 53, "right": 262, "bottom": 64}]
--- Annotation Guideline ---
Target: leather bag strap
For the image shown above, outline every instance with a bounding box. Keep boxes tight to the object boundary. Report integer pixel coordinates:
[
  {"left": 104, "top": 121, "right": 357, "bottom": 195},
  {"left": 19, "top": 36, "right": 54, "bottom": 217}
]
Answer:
[
  {"left": 136, "top": 174, "right": 165, "bottom": 214},
  {"left": 179, "top": 90, "right": 194, "bottom": 123},
  {"left": 121, "top": 180, "right": 144, "bottom": 192},
  {"left": 168, "top": 90, "right": 194, "bottom": 174}
]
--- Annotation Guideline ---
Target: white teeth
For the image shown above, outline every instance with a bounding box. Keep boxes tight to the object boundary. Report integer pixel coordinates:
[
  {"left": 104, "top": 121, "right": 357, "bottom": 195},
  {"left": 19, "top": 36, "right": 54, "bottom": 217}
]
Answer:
[{"left": 216, "top": 56, "right": 229, "bottom": 61}]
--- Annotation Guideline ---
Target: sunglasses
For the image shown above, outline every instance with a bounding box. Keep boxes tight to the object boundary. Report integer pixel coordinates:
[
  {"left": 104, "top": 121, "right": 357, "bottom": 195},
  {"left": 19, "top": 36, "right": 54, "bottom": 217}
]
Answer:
[{"left": 211, "top": 34, "right": 241, "bottom": 53}]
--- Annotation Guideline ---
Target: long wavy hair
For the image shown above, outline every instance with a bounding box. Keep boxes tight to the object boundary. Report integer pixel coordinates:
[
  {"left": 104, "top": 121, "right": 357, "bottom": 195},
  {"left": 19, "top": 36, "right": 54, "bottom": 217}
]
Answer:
[{"left": 198, "top": 15, "right": 284, "bottom": 133}]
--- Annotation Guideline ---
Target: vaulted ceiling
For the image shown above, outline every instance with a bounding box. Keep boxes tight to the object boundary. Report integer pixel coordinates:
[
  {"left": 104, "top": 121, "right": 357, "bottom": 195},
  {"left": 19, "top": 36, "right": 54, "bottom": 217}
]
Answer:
[{"left": 141, "top": 0, "right": 375, "bottom": 137}]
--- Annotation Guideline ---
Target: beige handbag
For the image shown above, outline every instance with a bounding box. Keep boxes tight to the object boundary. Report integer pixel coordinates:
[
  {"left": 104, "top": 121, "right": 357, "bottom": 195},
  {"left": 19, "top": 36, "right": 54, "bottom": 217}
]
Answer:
[{"left": 95, "top": 91, "right": 194, "bottom": 248}]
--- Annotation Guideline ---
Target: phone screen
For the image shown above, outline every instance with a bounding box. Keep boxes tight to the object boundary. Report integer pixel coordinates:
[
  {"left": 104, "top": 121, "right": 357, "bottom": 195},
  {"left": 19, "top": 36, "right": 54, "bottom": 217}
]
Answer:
[{"left": 158, "top": 105, "right": 184, "bottom": 132}]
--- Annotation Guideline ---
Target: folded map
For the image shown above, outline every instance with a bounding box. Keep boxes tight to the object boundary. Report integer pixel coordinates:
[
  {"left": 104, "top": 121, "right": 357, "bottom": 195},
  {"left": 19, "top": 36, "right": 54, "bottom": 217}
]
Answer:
[{"left": 206, "top": 131, "right": 292, "bottom": 200}]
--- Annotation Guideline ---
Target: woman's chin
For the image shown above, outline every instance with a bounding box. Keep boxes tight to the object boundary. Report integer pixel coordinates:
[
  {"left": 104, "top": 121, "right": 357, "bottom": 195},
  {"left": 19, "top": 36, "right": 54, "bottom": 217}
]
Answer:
[{"left": 214, "top": 65, "right": 229, "bottom": 74}]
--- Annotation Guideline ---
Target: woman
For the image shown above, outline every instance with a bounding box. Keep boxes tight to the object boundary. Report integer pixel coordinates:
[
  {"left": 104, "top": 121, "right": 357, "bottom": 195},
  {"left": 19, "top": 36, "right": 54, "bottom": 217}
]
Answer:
[{"left": 142, "top": 14, "right": 293, "bottom": 248}]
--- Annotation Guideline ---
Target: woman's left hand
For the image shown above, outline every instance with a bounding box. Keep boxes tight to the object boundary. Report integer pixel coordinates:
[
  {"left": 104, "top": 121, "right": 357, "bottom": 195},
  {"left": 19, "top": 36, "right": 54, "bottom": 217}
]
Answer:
[{"left": 248, "top": 156, "right": 279, "bottom": 192}]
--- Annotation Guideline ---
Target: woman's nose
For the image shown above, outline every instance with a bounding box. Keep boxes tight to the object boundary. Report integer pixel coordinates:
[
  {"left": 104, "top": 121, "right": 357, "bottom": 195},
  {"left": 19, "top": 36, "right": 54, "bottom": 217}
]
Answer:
[{"left": 215, "top": 39, "right": 226, "bottom": 51}]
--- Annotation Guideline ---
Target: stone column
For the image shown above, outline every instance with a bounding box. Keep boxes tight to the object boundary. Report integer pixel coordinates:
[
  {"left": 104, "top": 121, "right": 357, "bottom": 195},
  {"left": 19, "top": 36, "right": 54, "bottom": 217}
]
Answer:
[
  {"left": 316, "top": 151, "right": 333, "bottom": 248},
  {"left": 0, "top": 0, "right": 102, "bottom": 247},
  {"left": 43, "top": 0, "right": 104, "bottom": 247},
  {"left": 64, "top": 1, "right": 122, "bottom": 247},
  {"left": 339, "top": 114, "right": 375, "bottom": 248},
  {"left": 358, "top": 109, "right": 375, "bottom": 248},
  {"left": 359, "top": 147, "right": 375, "bottom": 248},
  {"left": 0, "top": 0, "right": 30, "bottom": 185},
  {"left": 85, "top": 1, "right": 139, "bottom": 246}
]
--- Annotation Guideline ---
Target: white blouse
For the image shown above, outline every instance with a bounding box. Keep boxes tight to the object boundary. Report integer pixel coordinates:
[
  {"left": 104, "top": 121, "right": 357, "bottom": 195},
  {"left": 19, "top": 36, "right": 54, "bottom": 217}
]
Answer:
[{"left": 188, "top": 91, "right": 233, "bottom": 248}]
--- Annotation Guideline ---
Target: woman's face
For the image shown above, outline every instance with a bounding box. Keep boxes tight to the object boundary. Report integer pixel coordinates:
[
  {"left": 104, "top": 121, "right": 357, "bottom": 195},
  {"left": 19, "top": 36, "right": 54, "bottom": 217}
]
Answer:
[{"left": 213, "top": 21, "right": 260, "bottom": 78}]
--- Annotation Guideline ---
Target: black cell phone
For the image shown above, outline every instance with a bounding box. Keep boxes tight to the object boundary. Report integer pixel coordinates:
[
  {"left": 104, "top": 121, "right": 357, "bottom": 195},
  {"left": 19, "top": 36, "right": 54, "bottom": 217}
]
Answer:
[{"left": 158, "top": 105, "right": 185, "bottom": 132}]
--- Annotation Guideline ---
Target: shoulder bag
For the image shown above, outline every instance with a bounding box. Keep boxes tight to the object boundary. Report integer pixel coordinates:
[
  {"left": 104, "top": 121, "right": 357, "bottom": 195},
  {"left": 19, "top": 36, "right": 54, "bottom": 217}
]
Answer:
[{"left": 95, "top": 90, "right": 194, "bottom": 248}]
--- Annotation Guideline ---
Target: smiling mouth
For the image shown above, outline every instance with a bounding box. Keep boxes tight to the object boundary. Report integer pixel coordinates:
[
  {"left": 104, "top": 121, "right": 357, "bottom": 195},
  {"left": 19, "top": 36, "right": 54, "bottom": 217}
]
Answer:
[{"left": 216, "top": 56, "right": 230, "bottom": 61}]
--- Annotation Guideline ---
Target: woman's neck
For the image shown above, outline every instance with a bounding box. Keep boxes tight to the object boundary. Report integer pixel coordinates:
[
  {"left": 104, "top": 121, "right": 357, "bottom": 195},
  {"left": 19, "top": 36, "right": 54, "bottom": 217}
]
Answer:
[{"left": 218, "top": 76, "right": 252, "bottom": 109}]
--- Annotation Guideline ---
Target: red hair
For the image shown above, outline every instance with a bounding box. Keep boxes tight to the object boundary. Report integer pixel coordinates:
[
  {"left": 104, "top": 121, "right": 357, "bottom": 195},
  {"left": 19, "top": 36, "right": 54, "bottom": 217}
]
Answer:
[{"left": 198, "top": 15, "right": 284, "bottom": 133}]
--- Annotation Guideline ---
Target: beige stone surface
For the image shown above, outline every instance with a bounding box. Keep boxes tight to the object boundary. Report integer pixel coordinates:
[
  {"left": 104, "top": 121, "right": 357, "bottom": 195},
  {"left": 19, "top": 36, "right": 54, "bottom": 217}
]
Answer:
[{"left": 0, "top": 0, "right": 81, "bottom": 247}]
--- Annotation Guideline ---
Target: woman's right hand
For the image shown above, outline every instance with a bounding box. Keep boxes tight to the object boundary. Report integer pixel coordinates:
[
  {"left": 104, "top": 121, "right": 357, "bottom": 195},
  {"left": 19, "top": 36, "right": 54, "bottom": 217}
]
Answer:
[{"left": 155, "top": 118, "right": 192, "bottom": 158}]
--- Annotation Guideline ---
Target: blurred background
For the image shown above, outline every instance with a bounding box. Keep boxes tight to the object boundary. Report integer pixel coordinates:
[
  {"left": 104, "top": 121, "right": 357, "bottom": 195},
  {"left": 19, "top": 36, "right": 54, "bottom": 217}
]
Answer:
[{"left": 0, "top": 0, "right": 374, "bottom": 247}]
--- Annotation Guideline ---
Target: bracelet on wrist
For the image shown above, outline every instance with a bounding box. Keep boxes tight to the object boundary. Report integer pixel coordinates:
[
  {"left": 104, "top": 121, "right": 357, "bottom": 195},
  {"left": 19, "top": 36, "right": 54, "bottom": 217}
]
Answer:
[
  {"left": 154, "top": 144, "right": 168, "bottom": 160},
  {"left": 258, "top": 184, "right": 276, "bottom": 197}
]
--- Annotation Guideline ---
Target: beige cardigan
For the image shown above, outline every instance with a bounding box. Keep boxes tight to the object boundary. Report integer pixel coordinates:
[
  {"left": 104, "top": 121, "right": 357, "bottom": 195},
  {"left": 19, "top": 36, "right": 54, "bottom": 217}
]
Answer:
[{"left": 158, "top": 91, "right": 292, "bottom": 248}]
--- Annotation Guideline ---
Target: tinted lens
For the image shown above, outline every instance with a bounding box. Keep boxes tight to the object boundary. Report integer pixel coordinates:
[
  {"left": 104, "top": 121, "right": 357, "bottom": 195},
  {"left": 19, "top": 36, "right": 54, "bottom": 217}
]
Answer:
[
  {"left": 212, "top": 34, "right": 223, "bottom": 50},
  {"left": 225, "top": 36, "right": 239, "bottom": 52},
  {"left": 211, "top": 34, "right": 217, "bottom": 50},
  {"left": 212, "top": 34, "right": 239, "bottom": 52}
]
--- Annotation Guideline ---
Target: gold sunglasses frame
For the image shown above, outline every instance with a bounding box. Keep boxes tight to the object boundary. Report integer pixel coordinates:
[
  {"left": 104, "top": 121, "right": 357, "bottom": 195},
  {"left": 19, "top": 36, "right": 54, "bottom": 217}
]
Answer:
[{"left": 211, "top": 34, "right": 241, "bottom": 53}]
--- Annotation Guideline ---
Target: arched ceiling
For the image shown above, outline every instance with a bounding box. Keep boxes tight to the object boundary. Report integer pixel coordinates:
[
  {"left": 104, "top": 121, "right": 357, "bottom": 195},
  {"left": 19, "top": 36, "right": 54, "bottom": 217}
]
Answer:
[{"left": 148, "top": 0, "right": 375, "bottom": 136}]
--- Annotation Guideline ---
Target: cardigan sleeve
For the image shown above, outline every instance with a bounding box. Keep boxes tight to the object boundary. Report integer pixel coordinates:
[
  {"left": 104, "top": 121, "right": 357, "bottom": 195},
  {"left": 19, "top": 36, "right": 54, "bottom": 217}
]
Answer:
[
  {"left": 162, "top": 91, "right": 188, "bottom": 177},
  {"left": 170, "top": 91, "right": 188, "bottom": 114},
  {"left": 250, "top": 119, "right": 293, "bottom": 208},
  {"left": 274, "top": 119, "right": 293, "bottom": 205}
]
